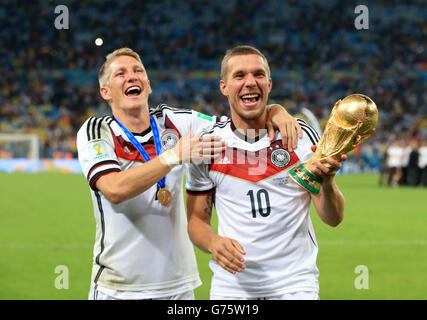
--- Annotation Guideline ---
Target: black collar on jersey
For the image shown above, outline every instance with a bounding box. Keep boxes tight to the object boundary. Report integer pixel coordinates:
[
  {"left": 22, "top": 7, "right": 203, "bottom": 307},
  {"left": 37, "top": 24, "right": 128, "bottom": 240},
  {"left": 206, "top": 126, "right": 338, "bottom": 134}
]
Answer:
[
  {"left": 132, "top": 126, "right": 152, "bottom": 137},
  {"left": 230, "top": 120, "right": 268, "bottom": 144}
]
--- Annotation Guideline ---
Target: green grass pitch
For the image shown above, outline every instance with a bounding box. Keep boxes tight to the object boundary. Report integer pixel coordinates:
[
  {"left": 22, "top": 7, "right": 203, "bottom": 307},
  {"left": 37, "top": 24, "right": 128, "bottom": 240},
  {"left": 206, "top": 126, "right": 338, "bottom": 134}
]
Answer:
[{"left": 0, "top": 173, "right": 426, "bottom": 300}]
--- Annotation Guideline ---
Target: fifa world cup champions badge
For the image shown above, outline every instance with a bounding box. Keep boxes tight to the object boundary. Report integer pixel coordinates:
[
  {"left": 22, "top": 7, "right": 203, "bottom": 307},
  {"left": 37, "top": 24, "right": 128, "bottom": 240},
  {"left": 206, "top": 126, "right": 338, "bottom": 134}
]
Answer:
[{"left": 289, "top": 94, "right": 378, "bottom": 194}]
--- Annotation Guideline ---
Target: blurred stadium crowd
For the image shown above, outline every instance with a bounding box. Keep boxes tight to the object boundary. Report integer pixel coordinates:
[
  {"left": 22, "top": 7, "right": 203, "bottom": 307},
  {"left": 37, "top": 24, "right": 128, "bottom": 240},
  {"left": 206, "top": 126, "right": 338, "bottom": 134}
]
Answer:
[{"left": 0, "top": 0, "right": 426, "bottom": 183}]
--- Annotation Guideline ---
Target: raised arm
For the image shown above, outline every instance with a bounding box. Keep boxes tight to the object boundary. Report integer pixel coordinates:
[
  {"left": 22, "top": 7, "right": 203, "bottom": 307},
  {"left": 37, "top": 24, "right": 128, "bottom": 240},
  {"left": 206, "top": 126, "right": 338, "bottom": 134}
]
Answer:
[
  {"left": 96, "top": 133, "right": 225, "bottom": 204},
  {"left": 310, "top": 151, "right": 346, "bottom": 227}
]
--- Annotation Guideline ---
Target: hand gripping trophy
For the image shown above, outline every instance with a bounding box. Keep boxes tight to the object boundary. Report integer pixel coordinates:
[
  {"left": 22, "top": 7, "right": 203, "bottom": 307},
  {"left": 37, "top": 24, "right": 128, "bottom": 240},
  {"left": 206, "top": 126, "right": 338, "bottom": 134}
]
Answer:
[{"left": 289, "top": 94, "right": 378, "bottom": 194}]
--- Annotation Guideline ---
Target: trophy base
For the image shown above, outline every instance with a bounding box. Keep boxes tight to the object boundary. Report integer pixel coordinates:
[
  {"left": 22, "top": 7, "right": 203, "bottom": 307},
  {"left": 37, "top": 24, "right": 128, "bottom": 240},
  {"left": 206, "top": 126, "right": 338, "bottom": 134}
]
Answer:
[{"left": 288, "top": 164, "right": 322, "bottom": 195}]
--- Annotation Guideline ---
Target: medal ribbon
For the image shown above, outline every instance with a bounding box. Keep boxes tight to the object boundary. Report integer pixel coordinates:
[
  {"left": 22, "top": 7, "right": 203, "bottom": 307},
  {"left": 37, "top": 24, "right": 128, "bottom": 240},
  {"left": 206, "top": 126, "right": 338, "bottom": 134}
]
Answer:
[{"left": 114, "top": 115, "right": 166, "bottom": 189}]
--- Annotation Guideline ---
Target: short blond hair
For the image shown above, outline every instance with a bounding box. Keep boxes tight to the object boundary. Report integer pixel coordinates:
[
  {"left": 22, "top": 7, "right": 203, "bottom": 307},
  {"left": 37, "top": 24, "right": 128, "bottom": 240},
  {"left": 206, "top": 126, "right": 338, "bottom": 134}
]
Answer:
[
  {"left": 220, "top": 45, "right": 270, "bottom": 80},
  {"left": 98, "top": 48, "right": 143, "bottom": 87}
]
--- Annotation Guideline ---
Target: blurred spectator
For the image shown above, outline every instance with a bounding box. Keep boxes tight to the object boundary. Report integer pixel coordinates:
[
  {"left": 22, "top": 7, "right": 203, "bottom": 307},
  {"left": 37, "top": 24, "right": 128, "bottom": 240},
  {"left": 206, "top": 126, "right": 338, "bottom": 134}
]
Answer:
[
  {"left": 0, "top": 0, "right": 425, "bottom": 160},
  {"left": 386, "top": 140, "right": 404, "bottom": 187},
  {"left": 378, "top": 142, "right": 389, "bottom": 186},
  {"left": 400, "top": 140, "right": 413, "bottom": 185},
  {"left": 419, "top": 139, "right": 427, "bottom": 186},
  {"left": 406, "top": 140, "right": 420, "bottom": 186}
]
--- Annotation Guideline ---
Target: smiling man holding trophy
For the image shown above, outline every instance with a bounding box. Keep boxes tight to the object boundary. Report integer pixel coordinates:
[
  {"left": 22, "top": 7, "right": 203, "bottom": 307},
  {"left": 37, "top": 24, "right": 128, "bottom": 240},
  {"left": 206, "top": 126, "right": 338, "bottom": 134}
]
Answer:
[
  {"left": 289, "top": 94, "right": 378, "bottom": 194},
  {"left": 185, "top": 45, "right": 379, "bottom": 300}
]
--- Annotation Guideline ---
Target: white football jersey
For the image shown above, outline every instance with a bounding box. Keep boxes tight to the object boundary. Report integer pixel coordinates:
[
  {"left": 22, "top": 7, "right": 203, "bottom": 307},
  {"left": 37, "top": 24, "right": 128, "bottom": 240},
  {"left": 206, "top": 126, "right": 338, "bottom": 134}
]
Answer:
[
  {"left": 186, "top": 118, "right": 321, "bottom": 298},
  {"left": 386, "top": 145, "right": 404, "bottom": 168},
  {"left": 77, "top": 104, "right": 221, "bottom": 297}
]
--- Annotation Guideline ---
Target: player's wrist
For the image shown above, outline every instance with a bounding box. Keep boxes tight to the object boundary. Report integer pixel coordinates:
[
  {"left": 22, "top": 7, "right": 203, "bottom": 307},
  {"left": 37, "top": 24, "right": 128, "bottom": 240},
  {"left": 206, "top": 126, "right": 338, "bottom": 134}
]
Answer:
[
  {"left": 160, "top": 149, "right": 180, "bottom": 168},
  {"left": 320, "top": 178, "right": 337, "bottom": 193}
]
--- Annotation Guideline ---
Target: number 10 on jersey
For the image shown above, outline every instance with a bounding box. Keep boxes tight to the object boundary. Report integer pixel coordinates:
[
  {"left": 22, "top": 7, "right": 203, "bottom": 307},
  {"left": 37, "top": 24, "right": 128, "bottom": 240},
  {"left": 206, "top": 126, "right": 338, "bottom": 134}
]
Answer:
[{"left": 246, "top": 189, "right": 271, "bottom": 218}]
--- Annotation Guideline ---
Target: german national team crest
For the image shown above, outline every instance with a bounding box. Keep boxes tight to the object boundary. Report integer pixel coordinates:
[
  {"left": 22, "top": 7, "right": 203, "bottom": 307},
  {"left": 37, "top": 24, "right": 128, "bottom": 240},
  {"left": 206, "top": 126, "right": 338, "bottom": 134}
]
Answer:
[
  {"left": 270, "top": 148, "right": 291, "bottom": 168},
  {"left": 161, "top": 131, "right": 179, "bottom": 150}
]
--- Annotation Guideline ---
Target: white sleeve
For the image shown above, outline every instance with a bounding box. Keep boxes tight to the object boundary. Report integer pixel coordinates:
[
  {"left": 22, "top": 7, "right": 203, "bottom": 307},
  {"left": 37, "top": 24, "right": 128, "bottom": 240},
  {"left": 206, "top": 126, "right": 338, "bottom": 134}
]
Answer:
[
  {"left": 77, "top": 117, "right": 121, "bottom": 190},
  {"left": 190, "top": 110, "right": 227, "bottom": 136},
  {"left": 294, "top": 118, "right": 321, "bottom": 163},
  {"left": 185, "top": 163, "right": 215, "bottom": 195},
  {"left": 154, "top": 104, "right": 226, "bottom": 137}
]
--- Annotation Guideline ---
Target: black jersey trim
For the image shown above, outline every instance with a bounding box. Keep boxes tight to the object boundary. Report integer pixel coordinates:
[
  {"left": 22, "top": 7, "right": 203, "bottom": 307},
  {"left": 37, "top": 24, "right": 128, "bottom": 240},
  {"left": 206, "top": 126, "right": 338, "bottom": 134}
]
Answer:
[
  {"left": 87, "top": 115, "right": 113, "bottom": 141},
  {"left": 106, "top": 116, "right": 114, "bottom": 124},
  {"left": 94, "top": 191, "right": 106, "bottom": 285},
  {"left": 97, "top": 116, "right": 109, "bottom": 140},
  {"left": 132, "top": 126, "right": 152, "bottom": 137},
  {"left": 150, "top": 104, "right": 193, "bottom": 117},
  {"left": 92, "top": 117, "right": 100, "bottom": 141},
  {"left": 308, "top": 229, "right": 318, "bottom": 248},
  {"left": 89, "top": 168, "right": 121, "bottom": 191},
  {"left": 301, "top": 127, "right": 317, "bottom": 146},
  {"left": 186, "top": 187, "right": 216, "bottom": 195},
  {"left": 87, "top": 160, "right": 120, "bottom": 181},
  {"left": 297, "top": 118, "right": 321, "bottom": 144},
  {"left": 86, "top": 117, "right": 94, "bottom": 141},
  {"left": 299, "top": 121, "right": 321, "bottom": 141},
  {"left": 202, "top": 119, "right": 231, "bottom": 135},
  {"left": 230, "top": 120, "right": 268, "bottom": 143}
]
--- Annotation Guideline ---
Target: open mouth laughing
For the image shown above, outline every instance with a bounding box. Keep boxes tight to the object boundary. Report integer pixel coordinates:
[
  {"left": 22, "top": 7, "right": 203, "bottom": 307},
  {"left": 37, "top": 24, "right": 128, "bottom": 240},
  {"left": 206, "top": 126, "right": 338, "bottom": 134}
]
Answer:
[
  {"left": 124, "top": 85, "right": 142, "bottom": 97},
  {"left": 240, "top": 93, "right": 261, "bottom": 106}
]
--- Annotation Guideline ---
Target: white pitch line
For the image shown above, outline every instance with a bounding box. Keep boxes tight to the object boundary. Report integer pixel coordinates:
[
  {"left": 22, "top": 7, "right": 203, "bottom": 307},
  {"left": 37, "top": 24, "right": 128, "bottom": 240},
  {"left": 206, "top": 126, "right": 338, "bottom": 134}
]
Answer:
[
  {"left": 2, "top": 241, "right": 427, "bottom": 248},
  {"left": 319, "top": 240, "right": 427, "bottom": 246},
  {"left": 0, "top": 243, "right": 92, "bottom": 249}
]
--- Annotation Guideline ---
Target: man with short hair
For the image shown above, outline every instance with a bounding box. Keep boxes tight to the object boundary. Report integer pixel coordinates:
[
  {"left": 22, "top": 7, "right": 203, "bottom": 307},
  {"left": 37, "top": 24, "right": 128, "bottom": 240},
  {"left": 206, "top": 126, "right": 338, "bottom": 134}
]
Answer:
[
  {"left": 186, "top": 45, "right": 346, "bottom": 300},
  {"left": 77, "top": 47, "right": 301, "bottom": 300}
]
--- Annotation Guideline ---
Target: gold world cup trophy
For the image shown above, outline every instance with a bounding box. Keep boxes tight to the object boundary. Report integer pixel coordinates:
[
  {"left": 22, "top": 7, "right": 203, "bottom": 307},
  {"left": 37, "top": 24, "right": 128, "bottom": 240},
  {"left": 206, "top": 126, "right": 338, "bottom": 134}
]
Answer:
[{"left": 288, "top": 94, "right": 378, "bottom": 194}]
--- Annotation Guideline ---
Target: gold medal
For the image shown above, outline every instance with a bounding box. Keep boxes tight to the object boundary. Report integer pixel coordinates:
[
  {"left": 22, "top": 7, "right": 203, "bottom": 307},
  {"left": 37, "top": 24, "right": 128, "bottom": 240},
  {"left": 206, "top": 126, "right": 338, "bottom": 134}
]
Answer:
[{"left": 157, "top": 188, "right": 172, "bottom": 205}]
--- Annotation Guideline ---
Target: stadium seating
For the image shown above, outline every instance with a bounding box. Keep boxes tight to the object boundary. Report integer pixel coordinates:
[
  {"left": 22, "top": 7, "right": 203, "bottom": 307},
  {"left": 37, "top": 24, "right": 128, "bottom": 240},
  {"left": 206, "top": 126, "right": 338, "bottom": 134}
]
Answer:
[{"left": 0, "top": 0, "right": 426, "bottom": 158}]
